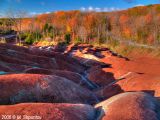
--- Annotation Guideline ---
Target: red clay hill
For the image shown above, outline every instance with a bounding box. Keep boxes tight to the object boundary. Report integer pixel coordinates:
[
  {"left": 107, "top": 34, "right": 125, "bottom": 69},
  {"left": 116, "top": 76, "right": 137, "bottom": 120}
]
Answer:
[{"left": 0, "top": 43, "right": 160, "bottom": 120}]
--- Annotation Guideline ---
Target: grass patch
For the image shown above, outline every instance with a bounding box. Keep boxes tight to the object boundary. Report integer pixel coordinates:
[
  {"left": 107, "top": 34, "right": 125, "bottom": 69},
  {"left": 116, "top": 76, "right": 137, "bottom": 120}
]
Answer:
[
  {"left": 90, "top": 42, "right": 160, "bottom": 58},
  {"left": 35, "top": 40, "right": 57, "bottom": 46}
]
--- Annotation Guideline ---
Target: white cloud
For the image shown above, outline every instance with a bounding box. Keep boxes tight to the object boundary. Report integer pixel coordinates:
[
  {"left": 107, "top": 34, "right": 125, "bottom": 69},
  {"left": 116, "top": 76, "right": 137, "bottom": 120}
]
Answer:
[
  {"left": 134, "top": 4, "right": 144, "bottom": 7},
  {"left": 103, "top": 7, "right": 121, "bottom": 12},
  {"left": 45, "top": 11, "right": 51, "bottom": 14},
  {"left": 103, "top": 8, "right": 109, "bottom": 12},
  {"left": 88, "top": 6, "right": 94, "bottom": 11},
  {"left": 28, "top": 12, "right": 42, "bottom": 17},
  {"left": 95, "top": 7, "right": 101, "bottom": 12},
  {"left": 27, "top": 11, "right": 51, "bottom": 17},
  {"left": 80, "top": 6, "right": 121, "bottom": 12},
  {"left": 28, "top": 12, "right": 37, "bottom": 17},
  {"left": 80, "top": 7, "right": 86, "bottom": 11},
  {"left": 30, "top": 12, "right": 37, "bottom": 15}
]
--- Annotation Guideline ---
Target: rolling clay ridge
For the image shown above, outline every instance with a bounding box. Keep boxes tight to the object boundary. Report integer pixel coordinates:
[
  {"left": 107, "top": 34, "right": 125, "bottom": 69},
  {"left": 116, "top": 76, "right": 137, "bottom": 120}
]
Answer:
[{"left": 0, "top": 43, "right": 160, "bottom": 120}]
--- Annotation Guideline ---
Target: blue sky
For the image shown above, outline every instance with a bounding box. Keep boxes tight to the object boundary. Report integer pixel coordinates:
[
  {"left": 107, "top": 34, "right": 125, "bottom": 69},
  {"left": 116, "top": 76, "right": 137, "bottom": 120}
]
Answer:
[{"left": 0, "top": 0, "right": 160, "bottom": 16}]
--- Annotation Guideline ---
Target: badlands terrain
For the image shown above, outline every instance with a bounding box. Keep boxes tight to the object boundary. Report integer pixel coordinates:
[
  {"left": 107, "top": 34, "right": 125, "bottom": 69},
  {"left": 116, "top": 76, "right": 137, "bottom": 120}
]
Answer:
[{"left": 0, "top": 43, "right": 160, "bottom": 120}]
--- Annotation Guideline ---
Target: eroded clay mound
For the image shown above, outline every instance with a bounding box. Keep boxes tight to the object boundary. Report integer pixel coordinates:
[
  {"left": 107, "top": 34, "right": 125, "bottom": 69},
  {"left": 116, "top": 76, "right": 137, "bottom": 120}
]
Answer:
[
  {"left": 24, "top": 68, "right": 91, "bottom": 89},
  {"left": 29, "top": 47, "right": 86, "bottom": 73},
  {"left": 53, "top": 54, "right": 85, "bottom": 73},
  {"left": 0, "top": 44, "right": 85, "bottom": 74},
  {"left": 0, "top": 47, "right": 58, "bottom": 70},
  {"left": 95, "top": 92, "right": 160, "bottom": 120},
  {"left": 24, "top": 68, "right": 81, "bottom": 83},
  {"left": 0, "top": 74, "right": 98, "bottom": 105},
  {"left": 117, "top": 74, "right": 160, "bottom": 97},
  {"left": 95, "top": 84, "right": 123, "bottom": 100},
  {"left": 24, "top": 68, "right": 54, "bottom": 74},
  {"left": 87, "top": 66, "right": 115, "bottom": 86},
  {"left": 0, "top": 103, "right": 96, "bottom": 120},
  {"left": 0, "top": 43, "right": 29, "bottom": 53}
]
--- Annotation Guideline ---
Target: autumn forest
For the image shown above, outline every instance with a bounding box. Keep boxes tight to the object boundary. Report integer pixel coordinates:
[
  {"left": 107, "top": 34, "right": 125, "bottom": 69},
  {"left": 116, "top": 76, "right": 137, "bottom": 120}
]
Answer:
[{"left": 1, "top": 4, "right": 160, "bottom": 48}]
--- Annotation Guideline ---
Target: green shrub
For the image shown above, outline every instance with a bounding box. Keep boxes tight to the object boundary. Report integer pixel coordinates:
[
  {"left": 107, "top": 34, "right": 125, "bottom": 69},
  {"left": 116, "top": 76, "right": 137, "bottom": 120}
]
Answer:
[
  {"left": 48, "top": 33, "right": 54, "bottom": 39},
  {"left": 24, "top": 32, "right": 42, "bottom": 45},
  {"left": 65, "top": 33, "right": 71, "bottom": 44},
  {"left": 19, "top": 32, "right": 28, "bottom": 40},
  {"left": 43, "top": 23, "right": 49, "bottom": 33},
  {"left": 33, "top": 32, "right": 42, "bottom": 41},
  {"left": 48, "top": 26, "right": 54, "bottom": 33},
  {"left": 25, "top": 34, "right": 34, "bottom": 45},
  {"left": 43, "top": 23, "right": 54, "bottom": 37},
  {"left": 147, "top": 4, "right": 153, "bottom": 7}
]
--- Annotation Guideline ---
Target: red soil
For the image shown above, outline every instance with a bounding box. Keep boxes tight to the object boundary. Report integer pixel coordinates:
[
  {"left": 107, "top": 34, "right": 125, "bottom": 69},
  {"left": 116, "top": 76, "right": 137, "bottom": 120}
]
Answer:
[
  {"left": 95, "top": 84, "right": 123, "bottom": 100},
  {"left": 0, "top": 103, "right": 96, "bottom": 120},
  {"left": 102, "top": 55, "right": 160, "bottom": 78},
  {"left": 95, "top": 92, "right": 160, "bottom": 120},
  {"left": 0, "top": 74, "right": 98, "bottom": 104},
  {"left": 0, "top": 43, "right": 160, "bottom": 119},
  {"left": 101, "top": 52, "right": 160, "bottom": 97},
  {"left": 116, "top": 73, "right": 160, "bottom": 97},
  {"left": 24, "top": 68, "right": 89, "bottom": 88},
  {"left": 68, "top": 44, "right": 160, "bottom": 99},
  {"left": 87, "top": 66, "right": 115, "bottom": 86}
]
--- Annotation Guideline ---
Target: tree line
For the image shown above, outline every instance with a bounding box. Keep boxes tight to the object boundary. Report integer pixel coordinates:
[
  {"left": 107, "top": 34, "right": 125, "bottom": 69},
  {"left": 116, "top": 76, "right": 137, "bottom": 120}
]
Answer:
[{"left": 1, "top": 4, "right": 160, "bottom": 46}]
